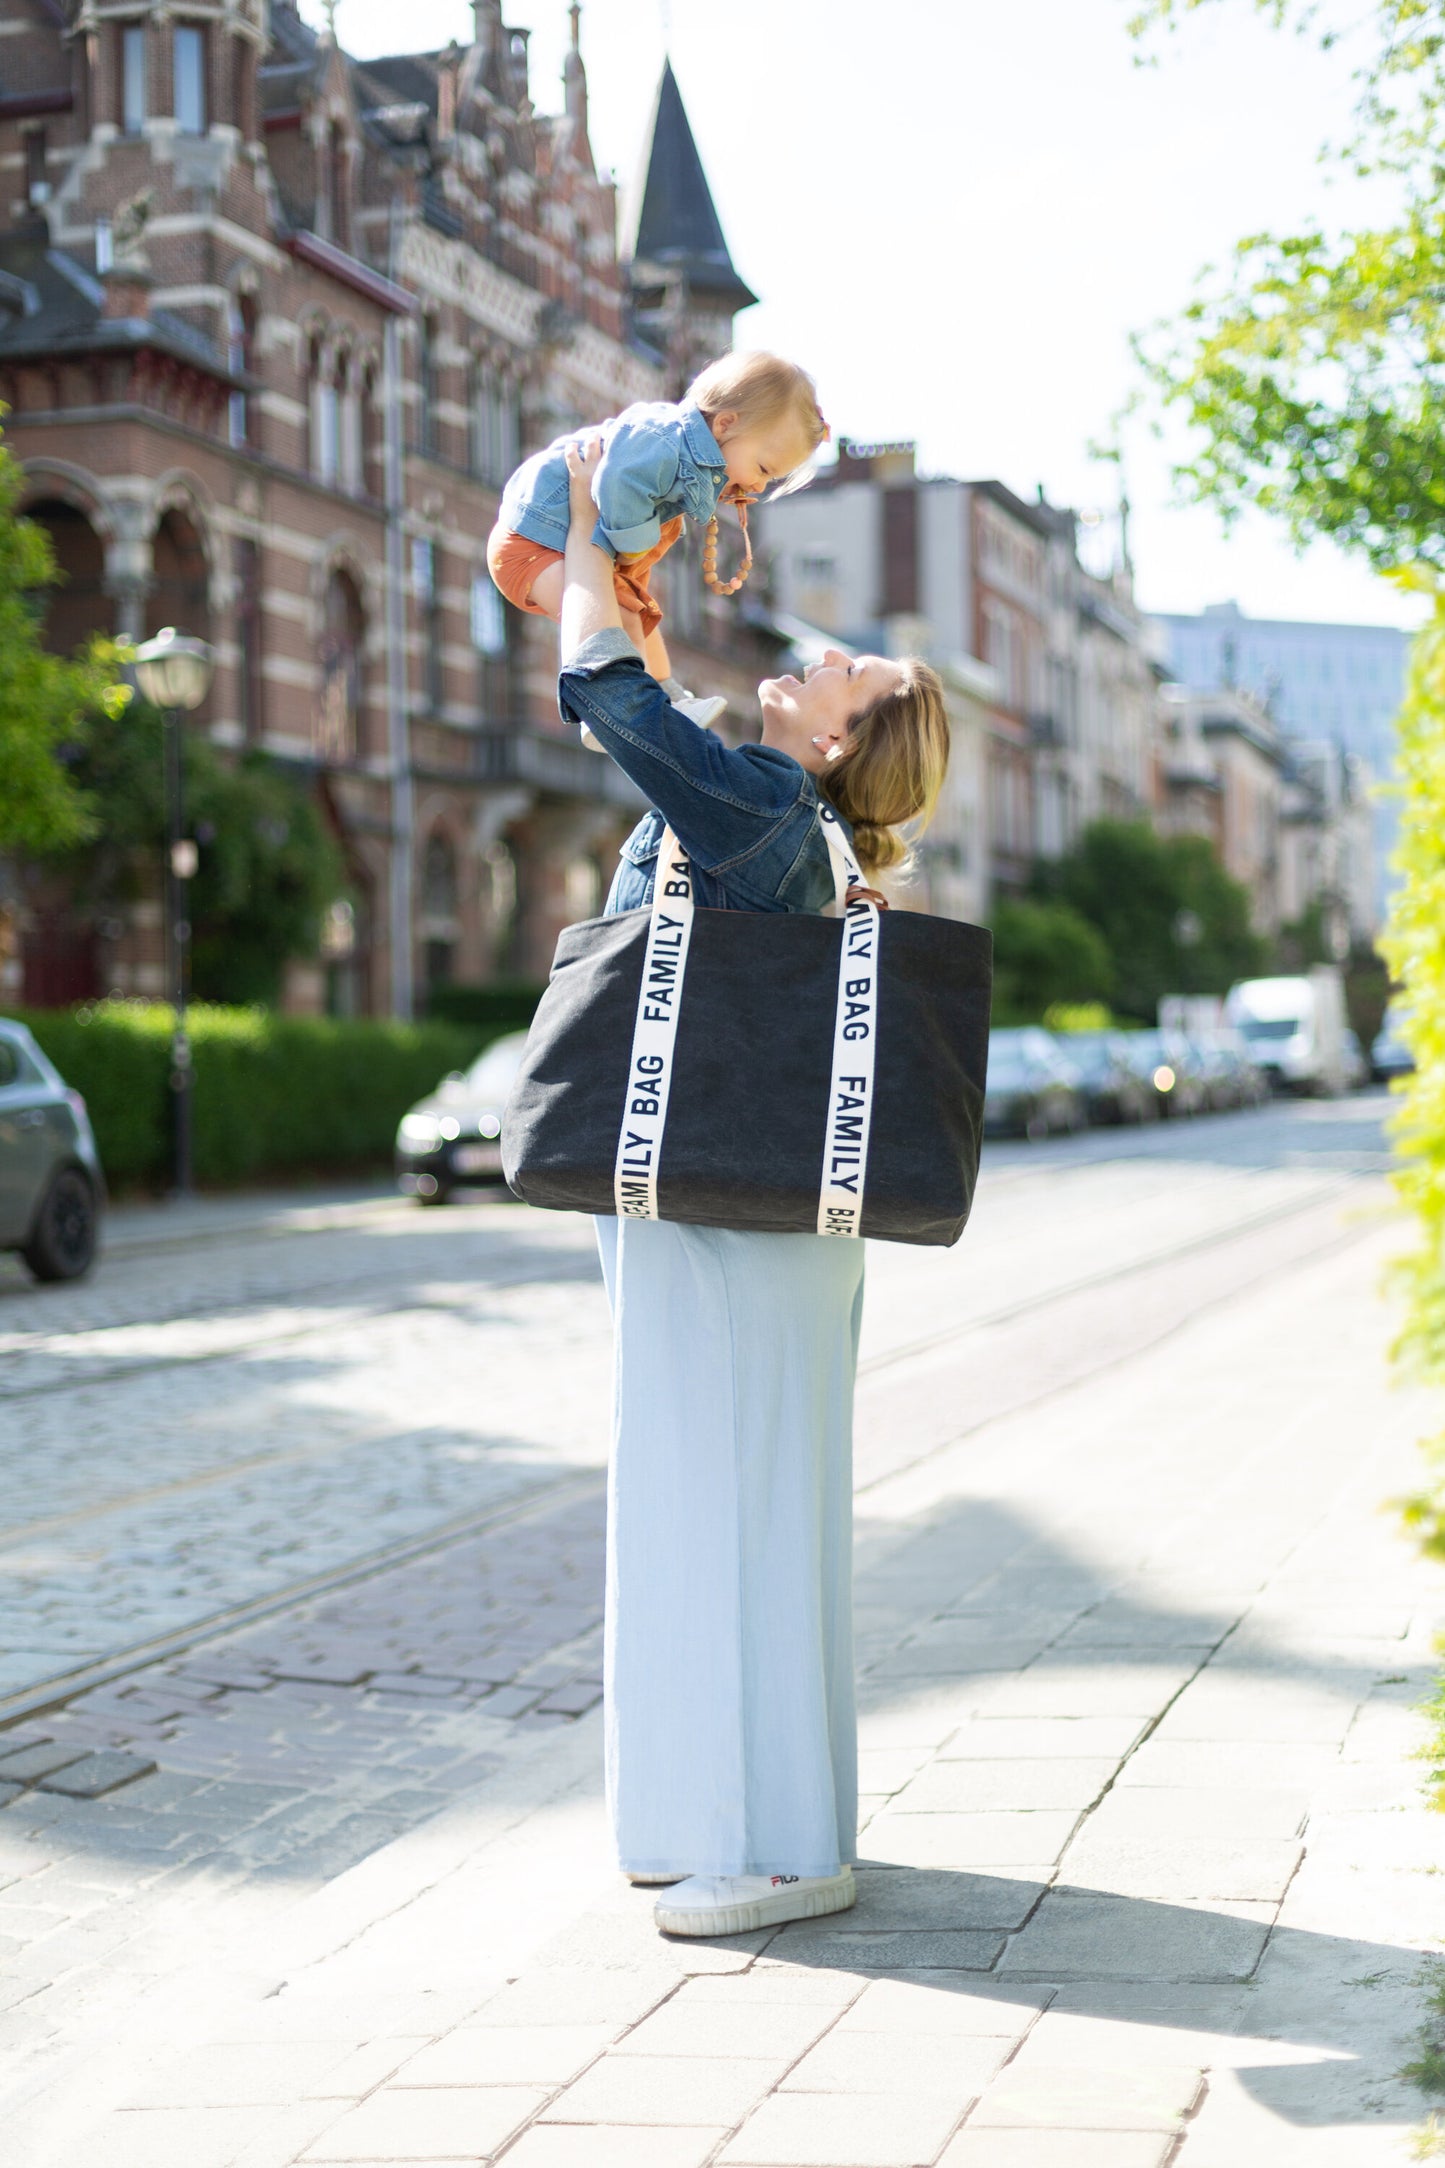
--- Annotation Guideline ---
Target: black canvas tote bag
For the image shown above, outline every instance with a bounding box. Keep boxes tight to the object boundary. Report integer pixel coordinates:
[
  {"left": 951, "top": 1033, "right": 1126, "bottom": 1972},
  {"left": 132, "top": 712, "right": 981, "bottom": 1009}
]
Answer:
[{"left": 502, "top": 810, "right": 992, "bottom": 1247}]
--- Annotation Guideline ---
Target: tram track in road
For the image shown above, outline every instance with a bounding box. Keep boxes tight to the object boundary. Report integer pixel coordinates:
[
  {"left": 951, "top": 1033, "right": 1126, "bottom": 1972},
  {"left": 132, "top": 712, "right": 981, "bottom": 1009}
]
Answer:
[
  {"left": 0, "top": 1118, "right": 1395, "bottom": 1725},
  {"left": 0, "top": 1168, "right": 1368, "bottom": 1549},
  {"left": 855, "top": 1168, "right": 1365, "bottom": 1379},
  {"left": 0, "top": 1467, "right": 606, "bottom": 1733}
]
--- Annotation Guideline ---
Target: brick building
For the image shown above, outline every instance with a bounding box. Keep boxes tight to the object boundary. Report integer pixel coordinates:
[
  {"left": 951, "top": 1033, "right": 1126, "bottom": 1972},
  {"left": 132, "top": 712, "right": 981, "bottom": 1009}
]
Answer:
[{"left": 0, "top": 2, "right": 782, "bottom": 1012}]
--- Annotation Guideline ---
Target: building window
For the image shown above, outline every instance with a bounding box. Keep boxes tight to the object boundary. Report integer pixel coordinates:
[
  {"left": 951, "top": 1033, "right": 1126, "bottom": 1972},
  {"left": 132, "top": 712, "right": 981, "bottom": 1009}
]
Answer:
[
  {"left": 424, "top": 544, "right": 444, "bottom": 712},
  {"left": 24, "top": 129, "right": 48, "bottom": 205},
  {"left": 227, "top": 294, "right": 256, "bottom": 449},
  {"left": 340, "top": 361, "right": 362, "bottom": 496},
  {"left": 173, "top": 25, "right": 206, "bottom": 135},
  {"left": 564, "top": 858, "right": 601, "bottom": 922},
  {"left": 317, "top": 569, "right": 364, "bottom": 761},
  {"left": 422, "top": 830, "right": 458, "bottom": 920},
  {"left": 121, "top": 23, "right": 146, "bottom": 134},
  {"left": 326, "top": 120, "right": 350, "bottom": 251},
  {"left": 234, "top": 537, "right": 261, "bottom": 742},
  {"left": 417, "top": 316, "right": 437, "bottom": 457},
  {"left": 311, "top": 343, "right": 340, "bottom": 486},
  {"left": 471, "top": 365, "right": 518, "bottom": 483},
  {"left": 472, "top": 571, "right": 511, "bottom": 718}
]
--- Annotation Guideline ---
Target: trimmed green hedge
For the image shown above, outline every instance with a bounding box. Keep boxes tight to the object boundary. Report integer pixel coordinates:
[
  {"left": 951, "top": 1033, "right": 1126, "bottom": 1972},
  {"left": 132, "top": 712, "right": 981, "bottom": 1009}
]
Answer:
[
  {"left": 13, "top": 1001, "right": 481, "bottom": 1189},
  {"left": 427, "top": 981, "right": 545, "bottom": 1032}
]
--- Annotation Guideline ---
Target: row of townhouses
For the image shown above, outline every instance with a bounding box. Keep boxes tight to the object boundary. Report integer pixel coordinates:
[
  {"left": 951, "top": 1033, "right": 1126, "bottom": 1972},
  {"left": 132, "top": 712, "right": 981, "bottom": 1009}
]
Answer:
[
  {"left": 0, "top": 0, "right": 1387, "bottom": 1017},
  {"left": 759, "top": 451, "right": 1381, "bottom": 963}
]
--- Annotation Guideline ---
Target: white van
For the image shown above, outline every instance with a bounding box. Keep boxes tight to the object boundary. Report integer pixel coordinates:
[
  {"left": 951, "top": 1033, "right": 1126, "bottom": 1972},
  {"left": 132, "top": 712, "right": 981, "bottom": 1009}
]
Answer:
[{"left": 1223, "top": 970, "right": 1350, "bottom": 1096}]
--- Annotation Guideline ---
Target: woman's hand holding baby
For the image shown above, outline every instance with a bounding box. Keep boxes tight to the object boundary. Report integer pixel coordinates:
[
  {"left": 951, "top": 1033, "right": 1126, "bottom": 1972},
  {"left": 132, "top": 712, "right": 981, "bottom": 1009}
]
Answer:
[{"left": 564, "top": 437, "right": 604, "bottom": 525}]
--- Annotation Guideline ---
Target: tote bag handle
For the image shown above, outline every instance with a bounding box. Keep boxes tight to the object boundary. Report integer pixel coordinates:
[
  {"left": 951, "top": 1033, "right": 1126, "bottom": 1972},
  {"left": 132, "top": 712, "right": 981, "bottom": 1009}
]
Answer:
[{"left": 612, "top": 809, "right": 881, "bottom": 1238}]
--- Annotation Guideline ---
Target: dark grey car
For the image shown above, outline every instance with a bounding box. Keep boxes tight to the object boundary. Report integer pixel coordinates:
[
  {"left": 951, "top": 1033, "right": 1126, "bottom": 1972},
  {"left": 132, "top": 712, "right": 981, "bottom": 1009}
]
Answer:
[{"left": 0, "top": 1020, "right": 105, "bottom": 1281}]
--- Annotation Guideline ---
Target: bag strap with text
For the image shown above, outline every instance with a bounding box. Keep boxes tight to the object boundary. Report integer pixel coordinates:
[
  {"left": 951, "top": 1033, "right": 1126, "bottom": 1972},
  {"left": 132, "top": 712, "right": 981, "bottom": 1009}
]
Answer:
[
  {"left": 611, "top": 809, "right": 882, "bottom": 1237},
  {"left": 613, "top": 827, "right": 696, "bottom": 1220},
  {"left": 816, "top": 807, "right": 880, "bottom": 1239}
]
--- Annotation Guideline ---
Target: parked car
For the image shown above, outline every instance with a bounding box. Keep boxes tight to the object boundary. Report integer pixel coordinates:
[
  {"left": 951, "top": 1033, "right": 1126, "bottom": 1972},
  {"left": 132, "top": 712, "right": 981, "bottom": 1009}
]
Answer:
[
  {"left": 1340, "top": 1028, "right": 1370, "bottom": 1091},
  {"left": 1050, "top": 1031, "right": 1157, "bottom": 1125},
  {"left": 1117, "top": 1029, "right": 1207, "bottom": 1119},
  {"left": 1224, "top": 969, "right": 1351, "bottom": 1095},
  {"left": 1371, "top": 1001, "right": 1414, "bottom": 1082},
  {"left": 1208, "top": 1028, "right": 1271, "bottom": 1109},
  {"left": 984, "top": 1028, "right": 1087, "bottom": 1140},
  {"left": 0, "top": 1019, "right": 104, "bottom": 1281},
  {"left": 395, "top": 1030, "right": 530, "bottom": 1204},
  {"left": 1183, "top": 1033, "right": 1239, "bottom": 1112}
]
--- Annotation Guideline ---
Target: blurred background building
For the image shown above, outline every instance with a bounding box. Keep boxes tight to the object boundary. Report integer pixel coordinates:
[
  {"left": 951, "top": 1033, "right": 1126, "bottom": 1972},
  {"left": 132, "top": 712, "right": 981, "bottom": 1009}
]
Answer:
[
  {"left": 1152, "top": 601, "right": 1405, "bottom": 919},
  {"left": 0, "top": 0, "right": 1401, "bottom": 1014},
  {"left": 0, "top": 0, "right": 786, "bottom": 1014}
]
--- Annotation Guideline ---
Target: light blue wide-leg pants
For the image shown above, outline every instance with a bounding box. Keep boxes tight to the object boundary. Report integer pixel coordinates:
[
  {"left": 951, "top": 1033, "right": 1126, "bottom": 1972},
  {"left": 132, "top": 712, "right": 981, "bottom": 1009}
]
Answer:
[{"left": 595, "top": 1215, "right": 866, "bottom": 1879}]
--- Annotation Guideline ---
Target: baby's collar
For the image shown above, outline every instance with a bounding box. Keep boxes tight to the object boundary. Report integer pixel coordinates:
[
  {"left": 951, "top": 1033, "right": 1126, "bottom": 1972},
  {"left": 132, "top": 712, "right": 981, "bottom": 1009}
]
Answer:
[{"left": 679, "top": 400, "right": 726, "bottom": 469}]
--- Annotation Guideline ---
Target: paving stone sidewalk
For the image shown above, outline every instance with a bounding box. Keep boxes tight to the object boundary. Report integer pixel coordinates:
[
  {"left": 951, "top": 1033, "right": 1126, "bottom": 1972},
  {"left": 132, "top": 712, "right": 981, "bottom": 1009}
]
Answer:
[{"left": 3, "top": 1186, "right": 1442, "bottom": 2166}]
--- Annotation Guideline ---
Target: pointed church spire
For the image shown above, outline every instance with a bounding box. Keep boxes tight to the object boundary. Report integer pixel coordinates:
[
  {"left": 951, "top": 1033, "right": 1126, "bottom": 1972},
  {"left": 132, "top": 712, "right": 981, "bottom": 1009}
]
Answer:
[
  {"left": 563, "top": 1, "right": 587, "bottom": 141},
  {"left": 630, "top": 60, "right": 757, "bottom": 315}
]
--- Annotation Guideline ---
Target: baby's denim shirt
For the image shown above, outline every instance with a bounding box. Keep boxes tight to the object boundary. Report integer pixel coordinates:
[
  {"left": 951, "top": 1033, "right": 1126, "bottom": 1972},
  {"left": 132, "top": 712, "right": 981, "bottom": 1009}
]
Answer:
[{"left": 499, "top": 400, "right": 729, "bottom": 559}]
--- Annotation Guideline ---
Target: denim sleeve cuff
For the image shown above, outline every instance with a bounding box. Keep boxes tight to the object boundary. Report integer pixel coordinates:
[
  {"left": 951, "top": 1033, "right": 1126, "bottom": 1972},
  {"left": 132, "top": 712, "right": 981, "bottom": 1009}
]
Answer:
[
  {"left": 564, "top": 628, "right": 641, "bottom": 674},
  {"left": 603, "top": 515, "right": 664, "bottom": 556}
]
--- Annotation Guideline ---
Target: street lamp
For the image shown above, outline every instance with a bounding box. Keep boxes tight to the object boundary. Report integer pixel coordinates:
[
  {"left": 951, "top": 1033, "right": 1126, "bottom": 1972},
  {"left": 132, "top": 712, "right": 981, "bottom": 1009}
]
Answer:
[{"left": 133, "top": 628, "right": 215, "bottom": 1199}]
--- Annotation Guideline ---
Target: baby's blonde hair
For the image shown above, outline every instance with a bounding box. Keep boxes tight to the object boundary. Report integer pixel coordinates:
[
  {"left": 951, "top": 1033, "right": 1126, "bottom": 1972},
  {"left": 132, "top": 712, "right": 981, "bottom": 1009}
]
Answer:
[
  {"left": 817, "top": 657, "right": 950, "bottom": 877},
  {"left": 687, "top": 351, "right": 828, "bottom": 476}
]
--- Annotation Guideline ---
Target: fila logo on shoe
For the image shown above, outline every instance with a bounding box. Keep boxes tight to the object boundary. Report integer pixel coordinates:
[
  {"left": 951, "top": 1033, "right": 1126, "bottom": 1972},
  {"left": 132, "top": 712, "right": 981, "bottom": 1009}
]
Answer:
[{"left": 769, "top": 1875, "right": 800, "bottom": 1887}]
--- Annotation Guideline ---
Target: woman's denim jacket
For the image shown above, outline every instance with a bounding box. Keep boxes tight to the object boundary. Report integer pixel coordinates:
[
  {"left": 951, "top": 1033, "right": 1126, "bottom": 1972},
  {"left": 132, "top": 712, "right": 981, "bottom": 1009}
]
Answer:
[
  {"left": 557, "top": 630, "right": 847, "bottom": 918},
  {"left": 499, "top": 401, "right": 728, "bottom": 559}
]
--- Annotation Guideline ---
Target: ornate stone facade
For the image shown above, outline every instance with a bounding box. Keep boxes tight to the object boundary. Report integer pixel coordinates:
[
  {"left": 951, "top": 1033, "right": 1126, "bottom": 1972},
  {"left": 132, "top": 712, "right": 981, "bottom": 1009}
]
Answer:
[{"left": 0, "top": 0, "right": 783, "bottom": 1011}]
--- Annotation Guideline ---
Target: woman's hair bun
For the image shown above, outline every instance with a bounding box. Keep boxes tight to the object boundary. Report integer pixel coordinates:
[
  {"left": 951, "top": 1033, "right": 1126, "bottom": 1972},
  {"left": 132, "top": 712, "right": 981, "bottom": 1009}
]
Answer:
[{"left": 817, "top": 657, "right": 949, "bottom": 877}]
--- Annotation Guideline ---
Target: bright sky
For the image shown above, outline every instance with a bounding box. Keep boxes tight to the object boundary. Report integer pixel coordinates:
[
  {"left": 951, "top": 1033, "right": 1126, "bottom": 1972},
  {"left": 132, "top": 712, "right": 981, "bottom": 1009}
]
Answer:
[{"left": 316, "top": 0, "right": 1424, "bottom": 632}]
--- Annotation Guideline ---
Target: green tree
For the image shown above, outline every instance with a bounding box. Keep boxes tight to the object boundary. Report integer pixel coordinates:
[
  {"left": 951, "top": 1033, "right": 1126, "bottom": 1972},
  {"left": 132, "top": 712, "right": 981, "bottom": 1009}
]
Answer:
[
  {"left": 1380, "top": 574, "right": 1445, "bottom": 1551},
  {"left": 990, "top": 898, "right": 1115, "bottom": 1021},
  {"left": 1036, "top": 819, "right": 1266, "bottom": 1021},
  {"left": 53, "top": 694, "right": 344, "bottom": 1008},
  {"left": 0, "top": 424, "right": 131, "bottom": 852},
  {"left": 1131, "top": 2, "right": 1445, "bottom": 564}
]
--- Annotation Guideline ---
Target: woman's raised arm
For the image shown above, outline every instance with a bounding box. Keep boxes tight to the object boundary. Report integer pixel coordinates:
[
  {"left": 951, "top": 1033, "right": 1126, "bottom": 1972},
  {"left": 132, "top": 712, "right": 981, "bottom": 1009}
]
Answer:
[{"left": 559, "top": 439, "right": 625, "bottom": 664}]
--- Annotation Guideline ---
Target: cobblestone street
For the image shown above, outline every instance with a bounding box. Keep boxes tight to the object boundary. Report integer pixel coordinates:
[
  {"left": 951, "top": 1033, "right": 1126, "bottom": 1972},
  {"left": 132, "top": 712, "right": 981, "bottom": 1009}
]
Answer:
[{"left": 2, "top": 1092, "right": 1441, "bottom": 2167}]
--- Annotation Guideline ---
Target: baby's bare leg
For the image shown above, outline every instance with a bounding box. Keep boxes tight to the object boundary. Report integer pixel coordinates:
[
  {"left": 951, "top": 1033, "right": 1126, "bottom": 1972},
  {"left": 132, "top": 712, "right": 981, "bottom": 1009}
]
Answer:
[
  {"left": 643, "top": 624, "right": 672, "bottom": 680},
  {"left": 526, "top": 557, "right": 566, "bottom": 619}
]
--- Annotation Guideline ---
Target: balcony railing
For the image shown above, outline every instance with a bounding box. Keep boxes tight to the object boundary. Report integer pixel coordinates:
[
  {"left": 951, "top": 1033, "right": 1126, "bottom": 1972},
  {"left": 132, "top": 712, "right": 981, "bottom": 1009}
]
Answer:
[{"left": 474, "top": 723, "right": 646, "bottom": 809}]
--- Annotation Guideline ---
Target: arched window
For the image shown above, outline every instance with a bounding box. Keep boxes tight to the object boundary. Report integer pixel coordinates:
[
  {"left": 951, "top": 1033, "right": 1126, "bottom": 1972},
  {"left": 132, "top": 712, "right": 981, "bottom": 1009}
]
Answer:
[
  {"left": 317, "top": 568, "right": 364, "bottom": 761},
  {"left": 228, "top": 292, "right": 257, "bottom": 449},
  {"left": 422, "top": 829, "right": 458, "bottom": 919},
  {"left": 310, "top": 337, "right": 340, "bottom": 486},
  {"left": 564, "top": 857, "right": 601, "bottom": 922},
  {"left": 421, "top": 828, "right": 459, "bottom": 995},
  {"left": 416, "top": 315, "right": 437, "bottom": 457},
  {"left": 327, "top": 120, "right": 350, "bottom": 250},
  {"left": 25, "top": 499, "right": 114, "bottom": 653},
  {"left": 339, "top": 353, "right": 362, "bottom": 496},
  {"left": 484, "top": 839, "right": 517, "bottom": 972}
]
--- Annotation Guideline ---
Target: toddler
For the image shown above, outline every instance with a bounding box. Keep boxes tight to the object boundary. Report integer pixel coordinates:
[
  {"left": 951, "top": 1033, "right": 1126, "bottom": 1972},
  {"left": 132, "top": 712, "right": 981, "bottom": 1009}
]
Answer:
[{"left": 487, "top": 350, "right": 827, "bottom": 731}]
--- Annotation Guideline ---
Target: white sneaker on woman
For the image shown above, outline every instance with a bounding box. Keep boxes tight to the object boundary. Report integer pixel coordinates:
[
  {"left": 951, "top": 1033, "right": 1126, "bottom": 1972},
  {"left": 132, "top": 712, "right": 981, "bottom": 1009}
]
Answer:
[
  {"left": 626, "top": 1871, "right": 684, "bottom": 1886},
  {"left": 655, "top": 1867, "right": 855, "bottom": 1937}
]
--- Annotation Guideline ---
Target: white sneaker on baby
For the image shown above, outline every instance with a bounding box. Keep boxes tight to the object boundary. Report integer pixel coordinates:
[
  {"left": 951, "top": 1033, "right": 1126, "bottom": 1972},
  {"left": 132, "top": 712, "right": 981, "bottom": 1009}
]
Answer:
[
  {"left": 673, "top": 694, "right": 727, "bottom": 730},
  {"left": 654, "top": 1867, "right": 855, "bottom": 1937}
]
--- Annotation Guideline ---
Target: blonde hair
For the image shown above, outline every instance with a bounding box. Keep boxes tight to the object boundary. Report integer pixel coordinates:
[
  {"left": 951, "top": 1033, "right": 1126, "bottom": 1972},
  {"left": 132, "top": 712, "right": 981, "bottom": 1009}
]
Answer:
[
  {"left": 817, "top": 657, "right": 949, "bottom": 877},
  {"left": 687, "top": 350, "right": 828, "bottom": 471}
]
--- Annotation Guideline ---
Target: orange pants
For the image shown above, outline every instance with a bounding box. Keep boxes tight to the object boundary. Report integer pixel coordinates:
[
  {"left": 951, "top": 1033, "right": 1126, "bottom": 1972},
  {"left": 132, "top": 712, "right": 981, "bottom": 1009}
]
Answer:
[{"left": 486, "top": 518, "right": 685, "bottom": 640}]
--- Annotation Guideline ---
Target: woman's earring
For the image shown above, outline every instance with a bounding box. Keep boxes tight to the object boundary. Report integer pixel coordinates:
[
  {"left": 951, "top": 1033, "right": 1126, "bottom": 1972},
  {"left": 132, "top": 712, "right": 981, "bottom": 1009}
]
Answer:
[{"left": 825, "top": 743, "right": 842, "bottom": 762}]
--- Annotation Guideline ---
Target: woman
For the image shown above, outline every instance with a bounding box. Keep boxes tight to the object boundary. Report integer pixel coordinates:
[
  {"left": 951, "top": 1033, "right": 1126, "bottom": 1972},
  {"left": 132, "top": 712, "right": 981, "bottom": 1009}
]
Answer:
[{"left": 555, "top": 440, "right": 949, "bottom": 1938}]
